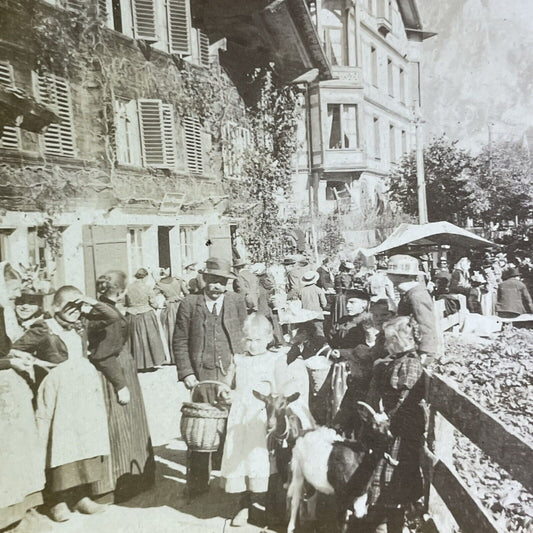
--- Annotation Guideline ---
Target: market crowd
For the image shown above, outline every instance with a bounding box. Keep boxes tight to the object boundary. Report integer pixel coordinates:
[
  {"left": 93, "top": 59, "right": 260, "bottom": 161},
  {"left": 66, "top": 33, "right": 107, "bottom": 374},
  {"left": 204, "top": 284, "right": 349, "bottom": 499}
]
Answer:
[{"left": 0, "top": 247, "right": 532, "bottom": 532}]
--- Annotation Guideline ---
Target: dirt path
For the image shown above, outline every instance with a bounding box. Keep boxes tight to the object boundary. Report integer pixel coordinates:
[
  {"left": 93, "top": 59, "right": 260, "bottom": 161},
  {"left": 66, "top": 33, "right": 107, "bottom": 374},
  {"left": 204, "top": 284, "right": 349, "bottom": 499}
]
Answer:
[{"left": 12, "top": 439, "right": 271, "bottom": 533}]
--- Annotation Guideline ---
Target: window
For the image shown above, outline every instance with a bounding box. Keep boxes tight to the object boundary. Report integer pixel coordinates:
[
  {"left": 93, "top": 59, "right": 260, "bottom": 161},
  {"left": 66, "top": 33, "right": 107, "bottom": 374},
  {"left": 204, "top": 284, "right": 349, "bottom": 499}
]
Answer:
[
  {"left": 373, "top": 116, "right": 380, "bottom": 160},
  {"left": 389, "top": 124, "right": 396, "bottom": 162},
  {"left": 180, "top": 226, "right": 197, "bottom": 265},
  {"left": 327, "top": 104, "right": 358, "bottom": 150},
  {"left": 401, "top": 129, "right": 407, "bottom": 155},
  {"left": 34, "top": 73, "right": 75, "bottom": 157},
  {"left": 370, "top": 46, "right": 378, "bottom": 87},
  {"left": 387, "top": 58, "right": 394, "bottom": 97},
  {"left": 0, "top": 231, "right": 10, "bottom": 262},
  {"left": 323, "top": 26, "right": 344, "bottom": 66},
  {"left": 399, "top": 67, "right": 406, "bottom": 104},
  {"left": 183, "top": 116, "right": 203, "bottom": 174},
  {"left": 222, "top": 123, "right": 251, "bottom": 178},
  {"left": 128, "top": 228, "right": 144, "bottom": 274},
  {"left": 114, "top": 99, "right": 176, "bottom": 169},
  {"left": 0, "top": 62, "right": 20, "bottom": 150},
  {"left": 138, "top": 100, "right": 177, "bottom": 168}
]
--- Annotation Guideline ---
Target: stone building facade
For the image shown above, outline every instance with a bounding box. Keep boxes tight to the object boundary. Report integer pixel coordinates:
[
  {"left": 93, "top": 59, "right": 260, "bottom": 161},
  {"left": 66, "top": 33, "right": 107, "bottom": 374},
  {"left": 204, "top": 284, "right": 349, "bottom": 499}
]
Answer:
[{"left": 0, "top": 0, "right": 327, "bottom": 294}]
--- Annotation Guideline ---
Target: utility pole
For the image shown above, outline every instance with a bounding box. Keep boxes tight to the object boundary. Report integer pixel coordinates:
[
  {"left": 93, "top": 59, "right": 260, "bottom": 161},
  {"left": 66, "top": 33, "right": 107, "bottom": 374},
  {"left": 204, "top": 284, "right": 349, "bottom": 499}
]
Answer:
[{"left": 415, "top": 117, "right": 428, "bottom": 224}]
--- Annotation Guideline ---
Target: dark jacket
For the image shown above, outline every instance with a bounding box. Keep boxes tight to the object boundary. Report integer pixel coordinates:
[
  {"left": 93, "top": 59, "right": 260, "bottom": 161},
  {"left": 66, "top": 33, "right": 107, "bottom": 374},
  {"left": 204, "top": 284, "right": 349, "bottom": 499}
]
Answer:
[
  {"left": 317, "top": 266, "right": 334, "bottom": 290},
  {"left": 0, "top": 307, "right": 11, "bottom": 368},
  {"left": 173, "top": 291, "right": 247, "bottom": 381},
  {"left": 496, "top": 277, "right": 533, "bottom": 316},
  {"left": 397, "top": 283, "right": 437, "bottom": 355},
  {"left": 87, "top": 298, "right": 129, "bottom": 391}
]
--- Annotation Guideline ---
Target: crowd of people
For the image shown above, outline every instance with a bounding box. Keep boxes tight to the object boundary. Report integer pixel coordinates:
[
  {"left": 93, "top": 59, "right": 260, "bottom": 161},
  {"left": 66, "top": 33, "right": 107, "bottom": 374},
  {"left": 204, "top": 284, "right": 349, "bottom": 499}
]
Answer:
[{"left": 1, "top": 245, "right": 531, "bottom": 532}]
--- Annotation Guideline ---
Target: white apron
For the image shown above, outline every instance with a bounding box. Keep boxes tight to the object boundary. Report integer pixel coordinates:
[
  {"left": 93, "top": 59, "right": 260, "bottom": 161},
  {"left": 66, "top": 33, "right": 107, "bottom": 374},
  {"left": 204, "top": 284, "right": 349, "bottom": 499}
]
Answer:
[{"left": 36, "top": 320, "right": 110, "bottom": 469}]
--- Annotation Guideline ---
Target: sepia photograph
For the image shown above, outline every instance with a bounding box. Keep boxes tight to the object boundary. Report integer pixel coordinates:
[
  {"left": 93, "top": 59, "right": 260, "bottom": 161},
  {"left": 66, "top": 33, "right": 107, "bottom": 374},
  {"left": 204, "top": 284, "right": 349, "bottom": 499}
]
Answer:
[{"left": 0, "top": 1, "right": 532, "bottom": 532}]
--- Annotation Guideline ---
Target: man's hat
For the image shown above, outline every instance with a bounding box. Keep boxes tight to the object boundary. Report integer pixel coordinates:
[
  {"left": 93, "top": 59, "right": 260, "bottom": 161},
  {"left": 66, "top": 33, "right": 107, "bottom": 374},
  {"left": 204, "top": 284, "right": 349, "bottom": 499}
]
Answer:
[
  {"left": 283, "top": 256, "right": 296, "bottom": 266},
  {"left": 200, "top": 257, "right": 236, "bottom": 279},
  {"left": 387, "top": 255, "right": 420, "bottom": 276},
  {"left": 345, "top": 288, "right": 371, "bottom": 301},
  {"left": 294, "top": 254, "right": 309, "bottom": 266},
  {"left": 302, "top": 270, "right": 319, "bottom": 286},
  {"left": 502, "top": 267, "right": 520, "bottom": 281}
]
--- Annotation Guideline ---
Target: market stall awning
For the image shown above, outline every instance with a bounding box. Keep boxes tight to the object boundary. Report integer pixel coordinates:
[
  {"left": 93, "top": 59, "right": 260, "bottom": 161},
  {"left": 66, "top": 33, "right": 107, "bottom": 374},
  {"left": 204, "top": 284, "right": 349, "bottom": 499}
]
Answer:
[{"left": 364, "top": 221, "right": 497, "bottom": 256}]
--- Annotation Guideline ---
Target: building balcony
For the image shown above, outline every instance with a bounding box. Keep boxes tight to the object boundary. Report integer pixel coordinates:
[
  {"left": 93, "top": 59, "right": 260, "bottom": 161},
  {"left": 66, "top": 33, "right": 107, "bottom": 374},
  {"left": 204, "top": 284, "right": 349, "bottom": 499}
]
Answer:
[
  {"left": 329, "top": 66, "right": 364, "bottom": 87},
  {"left": 321, "top": 148, "right": 366, "bottom": 172}
]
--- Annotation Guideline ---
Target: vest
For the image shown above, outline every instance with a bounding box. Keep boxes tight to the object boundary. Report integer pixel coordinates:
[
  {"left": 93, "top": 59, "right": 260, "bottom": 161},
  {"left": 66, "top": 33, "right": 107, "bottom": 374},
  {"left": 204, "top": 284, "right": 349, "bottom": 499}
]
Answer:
[{"left": 202, "top": 304, "right": 232, "bottom": 372}]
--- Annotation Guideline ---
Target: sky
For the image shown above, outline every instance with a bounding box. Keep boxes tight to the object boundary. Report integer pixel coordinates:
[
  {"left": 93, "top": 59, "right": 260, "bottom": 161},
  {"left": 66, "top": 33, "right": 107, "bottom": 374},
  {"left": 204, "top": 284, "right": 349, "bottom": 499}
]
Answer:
[{"left": 418, "top": 0, "right": 533, "bottom": 151}]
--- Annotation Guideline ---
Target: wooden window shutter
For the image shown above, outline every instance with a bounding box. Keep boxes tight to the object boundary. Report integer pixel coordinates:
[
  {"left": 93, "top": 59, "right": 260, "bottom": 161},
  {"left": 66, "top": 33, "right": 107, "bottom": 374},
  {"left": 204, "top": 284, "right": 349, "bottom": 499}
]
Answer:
[
  {"left": 161, "top": 103, "right": 176, "bottom": 167},
  {"left": 133, "top": 0, "right": 157, "bottom": 41},
  {"left": 138, "top": 99, "right": 176, "bottom": 168},
  {"left": 35, "top": 73, "right": 75, "bottom": 157},
  {"left": 0, "top": 62, "right": 20, "bottom": 150},
  {"left": 199, "top": 30, "right": 210, "bottom": 67},
  {"left": 183, "top": 116, "right": 203, "bottom": 174},
  {"left": 167, "top": 0, "right": 191, "bottom": 55}
]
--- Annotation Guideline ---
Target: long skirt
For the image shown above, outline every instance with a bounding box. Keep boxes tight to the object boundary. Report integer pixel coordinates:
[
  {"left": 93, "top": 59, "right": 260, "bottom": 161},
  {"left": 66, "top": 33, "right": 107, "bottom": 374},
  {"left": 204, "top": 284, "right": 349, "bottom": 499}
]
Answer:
[
  {"left": 0, "top": 370, "right": 45, "bottom": 529},
  {"left": 37, "top": 358, "right": 110, "bottom": 495},
  {"left": 92, "top": 344, "right": 155, "bottom": 501},
  {"left": 127, "top": 310, "right": 168, "bottom": 370},
  {"left": 160, "top": 301, "right": 180, "bottom": 364}
]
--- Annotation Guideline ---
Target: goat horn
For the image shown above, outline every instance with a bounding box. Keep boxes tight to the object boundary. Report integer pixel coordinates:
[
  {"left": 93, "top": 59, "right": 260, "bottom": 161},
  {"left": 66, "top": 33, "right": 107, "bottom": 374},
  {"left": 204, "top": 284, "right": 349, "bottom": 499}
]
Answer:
[{"left": 356, "top": 401, "right": 378, "bottom": 418}]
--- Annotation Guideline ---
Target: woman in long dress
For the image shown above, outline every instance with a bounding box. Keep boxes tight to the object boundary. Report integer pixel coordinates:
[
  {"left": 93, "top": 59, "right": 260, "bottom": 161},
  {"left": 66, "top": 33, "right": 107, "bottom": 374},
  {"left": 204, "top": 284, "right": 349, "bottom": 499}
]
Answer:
[
  {"left": 12, "top": 286, "right": 113, "bottom": 522},
  {"left": 125, "top": 268, "right": 169, "bottom": 370},
  {"left": 88, "top": 271, "right": 155, "bottom": 501},
  {"left": 0, "top": 262, "right": 45, "bottom": 529}
]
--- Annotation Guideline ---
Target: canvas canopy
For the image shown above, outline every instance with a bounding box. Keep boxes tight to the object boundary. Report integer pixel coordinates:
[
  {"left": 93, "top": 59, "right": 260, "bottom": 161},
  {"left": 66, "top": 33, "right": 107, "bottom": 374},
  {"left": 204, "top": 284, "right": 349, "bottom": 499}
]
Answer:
[{"left": 364, "top": 221, "right": 497, "bottom": 256}]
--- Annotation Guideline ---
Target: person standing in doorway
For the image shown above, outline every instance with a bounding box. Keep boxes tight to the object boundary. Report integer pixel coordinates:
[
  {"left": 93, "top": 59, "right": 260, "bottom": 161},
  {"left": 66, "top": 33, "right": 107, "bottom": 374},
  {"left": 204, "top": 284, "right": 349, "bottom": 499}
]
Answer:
[{"left": 173, "top": 257, "right": 247, "bottom": 498}]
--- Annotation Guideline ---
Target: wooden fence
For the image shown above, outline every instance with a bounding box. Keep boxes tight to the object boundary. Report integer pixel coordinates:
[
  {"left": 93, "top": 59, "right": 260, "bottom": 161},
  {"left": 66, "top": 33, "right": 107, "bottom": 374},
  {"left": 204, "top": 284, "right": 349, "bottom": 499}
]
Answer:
[{"left": 423, "top": 371, "right": 533, "bottom": 532}]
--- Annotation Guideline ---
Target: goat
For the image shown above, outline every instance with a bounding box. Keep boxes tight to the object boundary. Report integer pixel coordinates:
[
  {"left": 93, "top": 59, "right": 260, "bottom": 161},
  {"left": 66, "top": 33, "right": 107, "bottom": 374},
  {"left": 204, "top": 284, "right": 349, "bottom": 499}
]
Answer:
[
  {"left": 253, "top": 388, "right": 394, "bottom": 533},
  {"left": 287, "top": 401, "right": 394, "bottom": 533},
  {"left": 252, "top": 385, "right": 312, "bottom": 485}
]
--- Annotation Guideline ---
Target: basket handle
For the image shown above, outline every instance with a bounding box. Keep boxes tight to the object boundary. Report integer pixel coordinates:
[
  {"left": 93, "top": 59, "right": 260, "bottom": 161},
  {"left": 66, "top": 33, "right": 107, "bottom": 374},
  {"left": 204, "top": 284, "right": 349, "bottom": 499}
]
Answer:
[
  {"left": 191, "top": 380, "right": 231, "bottom": 402},
  {"left": 315, "top": 344, "right": 333, "bottom": 360}
]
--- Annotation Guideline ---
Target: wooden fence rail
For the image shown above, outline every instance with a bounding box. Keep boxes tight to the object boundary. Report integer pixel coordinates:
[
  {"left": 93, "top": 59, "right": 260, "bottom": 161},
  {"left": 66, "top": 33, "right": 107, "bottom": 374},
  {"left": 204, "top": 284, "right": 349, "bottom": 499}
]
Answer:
[{"left": 424, "top": 371, "right": 533, "bottom": 533}]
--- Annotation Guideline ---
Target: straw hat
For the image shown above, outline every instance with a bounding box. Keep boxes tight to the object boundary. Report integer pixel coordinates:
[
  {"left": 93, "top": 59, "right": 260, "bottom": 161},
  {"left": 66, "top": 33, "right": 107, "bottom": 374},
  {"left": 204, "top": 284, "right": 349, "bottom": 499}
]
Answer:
[{"left": 302, "top": 270, "right": 319, "bottom": 286}]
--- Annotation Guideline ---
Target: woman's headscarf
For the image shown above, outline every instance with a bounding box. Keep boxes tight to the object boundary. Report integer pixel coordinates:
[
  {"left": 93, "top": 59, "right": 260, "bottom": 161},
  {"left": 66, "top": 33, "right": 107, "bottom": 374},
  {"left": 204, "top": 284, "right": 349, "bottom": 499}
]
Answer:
[{"left": 0, "top": 262, "right": 24, "bottom": 341}]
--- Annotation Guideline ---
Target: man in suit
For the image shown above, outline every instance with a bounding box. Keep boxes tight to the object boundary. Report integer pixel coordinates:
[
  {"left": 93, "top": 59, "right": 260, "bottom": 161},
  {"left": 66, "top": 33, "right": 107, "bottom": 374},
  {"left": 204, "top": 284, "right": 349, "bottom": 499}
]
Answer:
[
  {"left": 316, "top": 257, "right": 334, "bottom": 291},
  {"left": 173, "top": 257, "right": 247, "bottom": 497}
]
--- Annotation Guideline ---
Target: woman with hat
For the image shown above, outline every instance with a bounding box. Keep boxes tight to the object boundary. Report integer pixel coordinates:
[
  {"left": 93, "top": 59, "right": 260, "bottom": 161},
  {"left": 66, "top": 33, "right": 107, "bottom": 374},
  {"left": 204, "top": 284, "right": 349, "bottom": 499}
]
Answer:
[
  {"left": 496, "top": 267, "right": 533, "bottom": 318},
  {"left": 124, "top": 268, "right": 169, "bottom": 370},
  {"left": 0, "top": 263, "right": 45, "bottom": 529}
]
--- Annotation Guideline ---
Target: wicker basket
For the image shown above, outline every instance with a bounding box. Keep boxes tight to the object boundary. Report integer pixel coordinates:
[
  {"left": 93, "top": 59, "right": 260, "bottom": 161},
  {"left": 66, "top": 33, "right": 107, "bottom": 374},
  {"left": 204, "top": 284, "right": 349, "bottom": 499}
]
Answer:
[
  {"left": 180, "top": 381, "right": 230, "bottom": 452},
  {"left": 305, "top": 345, "right": 333, "bottom": 394}
]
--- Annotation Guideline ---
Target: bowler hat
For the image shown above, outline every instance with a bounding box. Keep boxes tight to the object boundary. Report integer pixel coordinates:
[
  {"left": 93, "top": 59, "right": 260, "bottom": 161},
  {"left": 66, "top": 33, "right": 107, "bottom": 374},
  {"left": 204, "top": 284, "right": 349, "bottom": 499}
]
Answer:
[
  {"left": 387, "top": 255, "right": 420, "bottom": 276},
  {"left": 502, "top": 267, "right": 520, "bottom": 281},
  {"left": 201, "top": 257, "right": 236, "bottom": 279},
  {"left": 345, "top": 288, "right": 371, "bottom": 301}
]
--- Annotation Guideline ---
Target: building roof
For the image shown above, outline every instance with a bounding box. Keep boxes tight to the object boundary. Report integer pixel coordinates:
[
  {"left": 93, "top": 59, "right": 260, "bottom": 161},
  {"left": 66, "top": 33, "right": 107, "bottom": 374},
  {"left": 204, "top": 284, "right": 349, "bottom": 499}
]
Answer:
[
  {"left": 191, "top": 0, "right": 331, "bottom": 101},
  {"left": 397, "top": 0, "right": 436, "bottom": 40}
]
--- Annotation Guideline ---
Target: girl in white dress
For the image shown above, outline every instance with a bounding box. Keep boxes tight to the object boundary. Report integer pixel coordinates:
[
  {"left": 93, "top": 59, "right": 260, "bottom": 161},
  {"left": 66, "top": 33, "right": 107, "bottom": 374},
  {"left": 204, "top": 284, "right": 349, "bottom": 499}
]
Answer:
[{"left": 220, "top": 314, "right": 279, "bottom": 527}]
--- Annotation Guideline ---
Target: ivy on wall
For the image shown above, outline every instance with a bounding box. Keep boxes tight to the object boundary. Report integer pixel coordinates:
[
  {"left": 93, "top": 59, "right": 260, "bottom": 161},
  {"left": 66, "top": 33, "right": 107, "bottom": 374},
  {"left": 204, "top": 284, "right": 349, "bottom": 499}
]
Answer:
[{"left": 2, "top": 1, "right": 302, "bottom": 264}]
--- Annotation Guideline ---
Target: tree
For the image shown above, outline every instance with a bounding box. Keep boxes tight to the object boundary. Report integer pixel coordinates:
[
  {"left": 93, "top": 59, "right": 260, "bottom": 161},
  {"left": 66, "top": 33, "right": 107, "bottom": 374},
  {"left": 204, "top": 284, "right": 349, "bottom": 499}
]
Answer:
[
  {"left": 470, "top": 141, "right": 533, "bottom": 223},
  {"left": 388, "top": 136, "right": 476, "bottom": 224}
]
